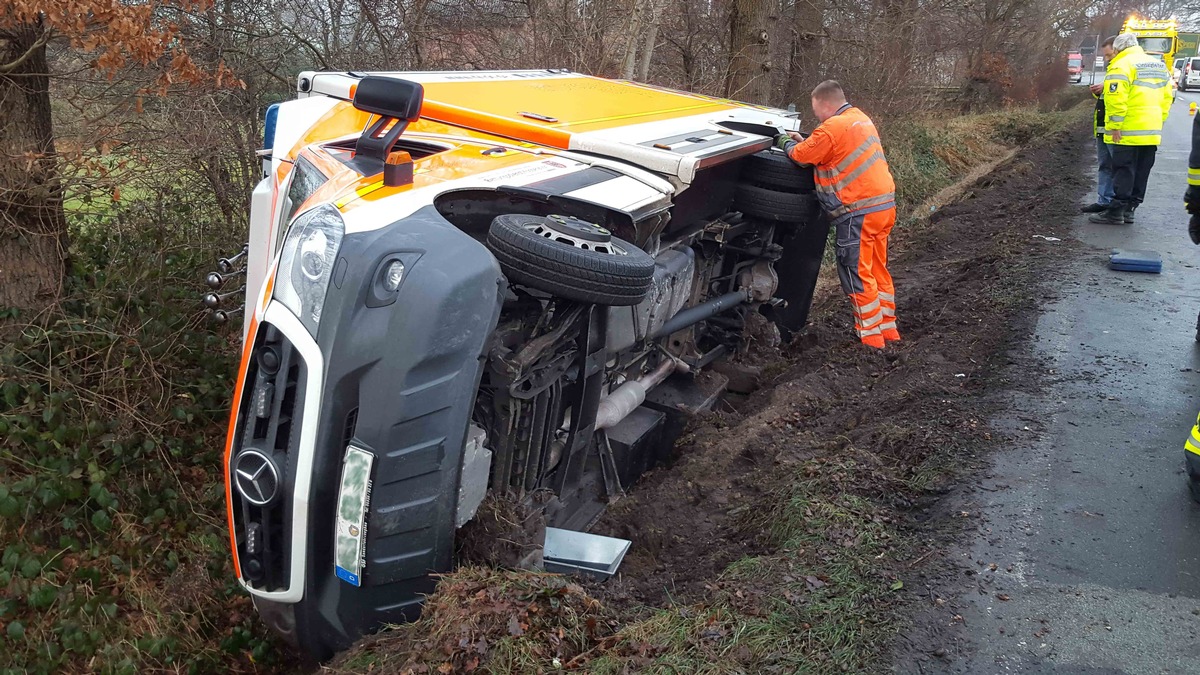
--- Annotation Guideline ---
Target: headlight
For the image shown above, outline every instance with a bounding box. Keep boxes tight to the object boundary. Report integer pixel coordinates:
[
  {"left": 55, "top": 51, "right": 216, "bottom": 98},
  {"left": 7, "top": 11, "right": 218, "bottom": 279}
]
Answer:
[{"left": 274, "top": 204, "right": 344, "bottom": 336}]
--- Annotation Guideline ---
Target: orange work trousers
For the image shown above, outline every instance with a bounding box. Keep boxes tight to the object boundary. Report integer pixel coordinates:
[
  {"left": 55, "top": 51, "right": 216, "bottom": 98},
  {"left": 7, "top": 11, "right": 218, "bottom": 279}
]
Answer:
[{"left": 834, "top": 207, "right": 898, "bottom": 348}]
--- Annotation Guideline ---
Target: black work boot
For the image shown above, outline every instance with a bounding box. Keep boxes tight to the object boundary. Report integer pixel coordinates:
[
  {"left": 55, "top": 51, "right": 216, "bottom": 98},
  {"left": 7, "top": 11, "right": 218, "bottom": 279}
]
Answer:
[
  {"left": 1124, "top": 205, "right": 1136, "bottom": 224},
  {"left": 1088, "top": 205, "right": 1125, "bottom": 224},
  {"left": 1080, "top": 202, "right": 1108, "bottom": 213}
]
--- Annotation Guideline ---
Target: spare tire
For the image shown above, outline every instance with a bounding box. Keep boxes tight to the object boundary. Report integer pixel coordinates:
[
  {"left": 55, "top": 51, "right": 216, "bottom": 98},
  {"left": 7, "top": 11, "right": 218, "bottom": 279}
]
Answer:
[
  {"left": 487, "top": 213, "right": 655, "bottom": 306},
  {"left": 733, "top": 184, "right": 818, "bottom": 223},
  {"left": 742, "top": 150, "right": 816, "bottom": 193}
]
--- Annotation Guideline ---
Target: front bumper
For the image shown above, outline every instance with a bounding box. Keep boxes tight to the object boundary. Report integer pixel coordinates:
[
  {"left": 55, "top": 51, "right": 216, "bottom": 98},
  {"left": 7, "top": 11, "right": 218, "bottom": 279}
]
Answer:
[{"left": 225, "top": 206, "right": 506, "bottom": 657}]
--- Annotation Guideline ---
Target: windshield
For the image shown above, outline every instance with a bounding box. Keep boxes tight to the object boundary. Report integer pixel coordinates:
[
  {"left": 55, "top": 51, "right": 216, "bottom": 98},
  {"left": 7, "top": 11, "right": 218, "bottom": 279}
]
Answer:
[
  {"left": 1068, "top": 58, "right": 1082, "bottom": 67},
  {"left": 1138, "top": 36, "right": 1173, "bottom": 54}
]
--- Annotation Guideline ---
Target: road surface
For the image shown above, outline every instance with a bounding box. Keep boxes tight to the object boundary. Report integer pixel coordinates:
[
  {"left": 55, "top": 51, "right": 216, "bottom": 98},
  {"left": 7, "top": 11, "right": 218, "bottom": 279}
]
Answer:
[{"left": 917, "top": 91, "right": 1200, "bottom": 672}]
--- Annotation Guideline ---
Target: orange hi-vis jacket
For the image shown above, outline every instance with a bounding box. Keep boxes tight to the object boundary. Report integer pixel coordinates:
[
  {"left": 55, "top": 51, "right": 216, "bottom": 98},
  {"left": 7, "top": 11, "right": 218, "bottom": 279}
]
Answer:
[{"left": 786, "top": 104, "right": 895, "bottom": 223}]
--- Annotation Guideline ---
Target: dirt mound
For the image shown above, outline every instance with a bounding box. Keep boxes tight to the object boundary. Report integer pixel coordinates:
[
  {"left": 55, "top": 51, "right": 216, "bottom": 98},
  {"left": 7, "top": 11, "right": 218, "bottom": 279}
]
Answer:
[
  {"left": 457, "top": 491, "right": 550, "bottom": 570},
  {"left": 328, "top": 568, "right": 614, "bottom": 673}
]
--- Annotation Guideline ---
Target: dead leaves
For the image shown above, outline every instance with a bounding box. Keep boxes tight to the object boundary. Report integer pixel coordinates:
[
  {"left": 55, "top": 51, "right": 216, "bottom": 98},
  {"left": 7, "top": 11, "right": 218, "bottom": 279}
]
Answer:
[
  {"left": 331, "top": 568, "right": 613, "bottom": 673},
  {"left": 506, "top": 615, "right": 526, "bottom": 637},
  {"left": 2, "top": 0, "right": 244, "bottom": 94}
]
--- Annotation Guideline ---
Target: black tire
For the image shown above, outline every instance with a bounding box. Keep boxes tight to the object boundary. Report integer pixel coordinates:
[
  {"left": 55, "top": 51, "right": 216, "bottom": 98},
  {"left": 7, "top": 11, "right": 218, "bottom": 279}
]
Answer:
[
  {"left": 741, "top": 150, "right": 816, "bottom": 193},
  {"left": 487, "top": 214, "right": 655, "bottom": 306},
  {"left": 734, "top": 184, "right": 818, "bottom": 223}
]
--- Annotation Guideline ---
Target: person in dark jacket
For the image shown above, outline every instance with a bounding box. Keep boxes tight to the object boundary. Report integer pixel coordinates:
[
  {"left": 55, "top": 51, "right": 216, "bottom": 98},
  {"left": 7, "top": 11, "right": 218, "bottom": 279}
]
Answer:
[
  {"left": 1186, "top": 99, "right": 1200, "bottom": 247},
  {"left": 1083, "top": 36, "right": 1118, "bottom": 213},
  {"left": 1186, "top": 106, "right": 1200, "bottom": 343}
]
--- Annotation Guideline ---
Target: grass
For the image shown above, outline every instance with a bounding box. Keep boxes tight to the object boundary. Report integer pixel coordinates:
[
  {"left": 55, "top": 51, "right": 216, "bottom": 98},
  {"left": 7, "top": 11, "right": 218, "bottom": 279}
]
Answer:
[
  {"left": 884, "top": 101, "right": 1087, "bottom": 218},
  {"left": 579, "top": 459, "right": 903, "bottom": 674}
]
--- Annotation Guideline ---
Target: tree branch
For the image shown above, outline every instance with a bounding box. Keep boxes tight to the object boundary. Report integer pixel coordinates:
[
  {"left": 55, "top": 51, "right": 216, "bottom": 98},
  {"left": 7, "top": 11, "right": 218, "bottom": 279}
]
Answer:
[{"left": 0, "top": 29, "right": 52, "bottom": 74}]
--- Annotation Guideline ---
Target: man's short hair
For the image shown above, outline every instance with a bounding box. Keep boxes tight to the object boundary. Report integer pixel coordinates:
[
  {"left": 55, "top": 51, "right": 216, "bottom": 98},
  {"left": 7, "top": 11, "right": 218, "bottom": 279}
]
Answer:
[
  {"left": 1102, "top": 35, "right": 1117, "bottom": 48},
  {"left": 811, "top": 80, "right": 846, "bottom": 103}
]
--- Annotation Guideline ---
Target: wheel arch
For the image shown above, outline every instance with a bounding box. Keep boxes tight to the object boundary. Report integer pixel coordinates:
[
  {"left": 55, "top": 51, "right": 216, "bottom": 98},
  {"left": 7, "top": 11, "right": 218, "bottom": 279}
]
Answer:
[{"left": 432, "top": 187, "right": 643, "bottom": 247}]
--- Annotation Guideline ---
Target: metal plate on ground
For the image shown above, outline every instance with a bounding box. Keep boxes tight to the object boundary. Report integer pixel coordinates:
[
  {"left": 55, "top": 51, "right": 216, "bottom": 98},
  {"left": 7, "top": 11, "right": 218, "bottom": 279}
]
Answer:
[{"left": 543, "top": 527, "right": 631, "bottom": 579}]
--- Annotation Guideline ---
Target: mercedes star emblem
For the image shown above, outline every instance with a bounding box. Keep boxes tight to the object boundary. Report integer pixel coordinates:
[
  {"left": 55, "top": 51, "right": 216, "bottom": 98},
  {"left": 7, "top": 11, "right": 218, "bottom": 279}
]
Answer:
[{"left": 234, "top": 450, "right": 280, "bottom": 506}]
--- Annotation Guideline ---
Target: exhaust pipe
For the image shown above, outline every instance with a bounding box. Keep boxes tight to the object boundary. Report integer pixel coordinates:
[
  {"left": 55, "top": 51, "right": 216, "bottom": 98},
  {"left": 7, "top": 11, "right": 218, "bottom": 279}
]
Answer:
[
  {"left": 652, "top": 290, "right": 749, "bottom": 339},
  {"left": 596, "top": 357, "right": 689, "bottom": 430}
]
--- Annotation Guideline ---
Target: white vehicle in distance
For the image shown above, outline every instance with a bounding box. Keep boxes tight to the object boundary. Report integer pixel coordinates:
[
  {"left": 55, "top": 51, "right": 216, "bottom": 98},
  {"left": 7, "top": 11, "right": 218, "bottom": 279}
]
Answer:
[{"left": 1182, "top": 56, "right": 1200, "bottom": 91}]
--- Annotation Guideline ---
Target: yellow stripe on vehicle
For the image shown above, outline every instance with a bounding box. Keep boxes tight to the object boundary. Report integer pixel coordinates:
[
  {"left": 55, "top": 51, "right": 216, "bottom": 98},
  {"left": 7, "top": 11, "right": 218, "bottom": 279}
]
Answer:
[
  {"left": 335, "top": 181, "right": 386, "bottom": 208},
  {"left": 550, "top": 102, "right": 722, "bottom": 128}
]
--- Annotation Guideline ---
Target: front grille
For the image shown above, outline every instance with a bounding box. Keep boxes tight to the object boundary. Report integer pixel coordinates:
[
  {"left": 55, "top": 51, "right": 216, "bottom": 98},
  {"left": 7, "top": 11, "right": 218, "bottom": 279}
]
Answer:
[{"left": 230, "top": 323, "right": 306, "bottom": 591}]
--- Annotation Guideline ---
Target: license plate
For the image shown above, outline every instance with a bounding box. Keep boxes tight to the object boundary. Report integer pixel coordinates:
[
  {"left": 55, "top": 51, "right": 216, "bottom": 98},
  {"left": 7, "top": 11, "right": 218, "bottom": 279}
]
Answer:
[{"left": 334, "top": 446, "right": 374, "bottom": 586}]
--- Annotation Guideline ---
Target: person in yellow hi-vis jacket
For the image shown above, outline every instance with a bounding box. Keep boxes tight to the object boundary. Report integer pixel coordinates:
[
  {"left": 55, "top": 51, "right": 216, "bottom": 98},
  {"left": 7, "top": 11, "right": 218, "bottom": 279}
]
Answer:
[
  {"left": 1089, "top": 32, "right": 1173, "bottom": 226},
  {"left": 1185, "top": 413, "right": 1200, "bottom": 501}
]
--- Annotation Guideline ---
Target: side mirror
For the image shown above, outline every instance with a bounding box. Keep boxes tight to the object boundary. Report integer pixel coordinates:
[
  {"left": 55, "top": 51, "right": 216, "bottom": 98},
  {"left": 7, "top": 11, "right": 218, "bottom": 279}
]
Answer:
[
  {"left": 353, "top": 76, "right": 423, "bottom": 121},
  {"left": 350, "top": 76, "right": 424, "bottom": 174}
]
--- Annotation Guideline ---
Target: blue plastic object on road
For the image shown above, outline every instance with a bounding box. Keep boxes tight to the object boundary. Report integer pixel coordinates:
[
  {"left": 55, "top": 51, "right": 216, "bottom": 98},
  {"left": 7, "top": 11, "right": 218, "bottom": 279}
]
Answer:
[{"left": 1109, "top": 249, "right": 1163, "bottom": 273}]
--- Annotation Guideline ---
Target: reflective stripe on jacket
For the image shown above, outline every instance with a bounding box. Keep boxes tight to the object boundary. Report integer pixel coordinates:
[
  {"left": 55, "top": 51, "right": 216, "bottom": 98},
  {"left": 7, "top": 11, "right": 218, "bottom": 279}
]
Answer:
[
  {"left": 1189, "top": 112, "right": 1200, "bottom": 187},
  {"left": 1103, "top": 45, "right": 1172, "bottom": 146},
  {"left": 1186, "top": 411, "right": 1200, "bottom": 457},
  {"left": 784, "top": 104, "right": 896, "bottom": 223}
]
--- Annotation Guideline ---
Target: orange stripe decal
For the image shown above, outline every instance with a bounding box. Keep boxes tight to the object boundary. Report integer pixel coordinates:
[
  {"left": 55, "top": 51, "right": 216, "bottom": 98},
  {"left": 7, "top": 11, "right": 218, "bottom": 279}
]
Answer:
[
  {"left": 224, "top": 314, "right": 260, "bottom": 580},
  {"left": 420, "top": 100, "right": 573, "bottom": 148}
]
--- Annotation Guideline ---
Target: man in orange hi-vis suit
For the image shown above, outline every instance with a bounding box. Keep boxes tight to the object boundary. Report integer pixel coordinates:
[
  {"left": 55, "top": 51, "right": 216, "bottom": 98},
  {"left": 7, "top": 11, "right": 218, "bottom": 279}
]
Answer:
[{"left": 775, "top": 80, "right": 898, "bottom": 349}]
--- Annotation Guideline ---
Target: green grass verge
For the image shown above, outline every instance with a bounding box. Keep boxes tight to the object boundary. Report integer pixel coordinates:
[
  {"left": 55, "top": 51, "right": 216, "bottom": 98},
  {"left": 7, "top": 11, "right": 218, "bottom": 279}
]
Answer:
[{"left": 584, "top": 458, "right": 902, "bottom": 674}]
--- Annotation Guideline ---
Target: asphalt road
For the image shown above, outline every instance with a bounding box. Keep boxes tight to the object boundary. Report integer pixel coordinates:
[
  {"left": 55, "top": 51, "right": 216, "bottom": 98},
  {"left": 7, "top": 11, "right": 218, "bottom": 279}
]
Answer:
[{"left": 920, "top": 92, "right": 1200, "bottom": 673}]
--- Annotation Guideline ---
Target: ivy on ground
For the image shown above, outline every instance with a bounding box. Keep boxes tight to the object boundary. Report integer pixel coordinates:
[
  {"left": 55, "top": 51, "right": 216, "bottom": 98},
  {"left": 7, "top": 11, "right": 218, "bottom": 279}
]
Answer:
[{"left": 0, "top": 227, "right": 287, "bottom": 674}]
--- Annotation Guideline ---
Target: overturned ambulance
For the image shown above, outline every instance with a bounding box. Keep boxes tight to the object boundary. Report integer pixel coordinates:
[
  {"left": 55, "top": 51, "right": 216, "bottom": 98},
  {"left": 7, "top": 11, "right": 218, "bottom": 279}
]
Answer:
[{"left": 216, "top": 70, "right": 829, "bottom": 658}]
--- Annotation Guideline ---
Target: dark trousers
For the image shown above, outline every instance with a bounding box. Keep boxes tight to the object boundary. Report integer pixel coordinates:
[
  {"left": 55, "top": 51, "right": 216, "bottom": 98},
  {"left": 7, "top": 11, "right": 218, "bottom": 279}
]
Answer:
[
  {"left": 1109, "top": 144, "right": 1158, "bottom": 208},
  {"left": 1096, "top": 136, "right": 1114, "bottom": 206}
]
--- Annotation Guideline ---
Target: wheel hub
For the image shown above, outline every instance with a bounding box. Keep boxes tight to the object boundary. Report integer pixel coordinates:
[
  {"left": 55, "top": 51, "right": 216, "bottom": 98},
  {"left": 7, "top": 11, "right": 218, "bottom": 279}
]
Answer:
[{"left": 525, "top": 215, "right": 626, "bottom": 255}]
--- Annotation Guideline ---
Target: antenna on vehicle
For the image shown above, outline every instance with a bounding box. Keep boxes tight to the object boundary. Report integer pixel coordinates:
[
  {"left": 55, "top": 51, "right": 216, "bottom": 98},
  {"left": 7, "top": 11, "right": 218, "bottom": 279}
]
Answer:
[{"left": 349, "top": 76, "right": 424, "bottom": 175}]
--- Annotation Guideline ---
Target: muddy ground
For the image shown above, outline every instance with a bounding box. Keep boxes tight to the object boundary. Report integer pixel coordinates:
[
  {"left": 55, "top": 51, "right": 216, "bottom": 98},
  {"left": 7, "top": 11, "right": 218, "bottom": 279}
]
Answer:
[
  {"left": 588, "top": 126, "right": 1087, "bottom": 613},
  {"left": 334, "top": 120, "right": 1091, "bottom": 672}
]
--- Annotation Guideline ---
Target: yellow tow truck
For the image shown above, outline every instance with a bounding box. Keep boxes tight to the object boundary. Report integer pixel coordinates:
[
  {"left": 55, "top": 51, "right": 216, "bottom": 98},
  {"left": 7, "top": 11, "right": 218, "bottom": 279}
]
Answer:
[{"left": 1123, "top": 15, "right": 1180, "bottom": 101}]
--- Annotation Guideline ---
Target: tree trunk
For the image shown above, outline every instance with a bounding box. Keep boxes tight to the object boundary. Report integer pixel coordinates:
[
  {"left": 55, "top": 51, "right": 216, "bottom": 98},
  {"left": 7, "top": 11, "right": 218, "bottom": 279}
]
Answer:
[
  {"left": 620, "top": 0, "right": 646, "bottom": 79},
  {"left": 878, "top": 0, "right": 916, "bottom": 94},
  {"left": 726, "top": 0, "right": 772, "bottom": 103},
  {"left": 0, "top": 22, "right": 67, "bottom": 320},
  {"left": 786, "top": 0, "right": 823, "bottom": 107},
  {"left": 637, "top": 0, "right": 663, "bottom": 81}
]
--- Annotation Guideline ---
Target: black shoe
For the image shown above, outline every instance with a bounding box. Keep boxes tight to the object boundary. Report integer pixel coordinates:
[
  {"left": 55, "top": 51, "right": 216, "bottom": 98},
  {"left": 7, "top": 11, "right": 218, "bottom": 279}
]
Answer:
[
  {"left": 1088, "top": 206, "right": 1125, "bottom": 224},
  {"left": 1081, "top": 202, "right": 1108, "bottom": 213},
  {"left": 1124, "top": 206, "right": 1136, "bottom": 224}
]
